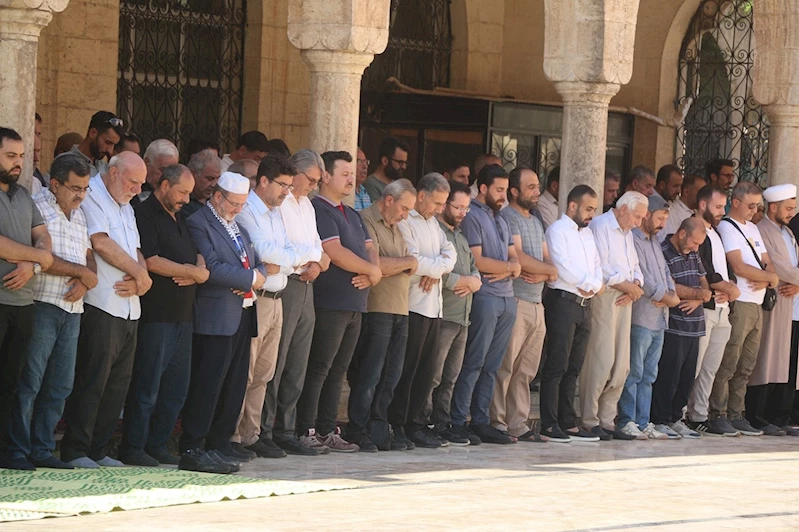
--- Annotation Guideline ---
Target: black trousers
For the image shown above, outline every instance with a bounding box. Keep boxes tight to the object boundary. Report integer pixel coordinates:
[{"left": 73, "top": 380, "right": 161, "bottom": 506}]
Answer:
[
  {"left": 389, "top": 313, "right": 442, "bottom": 431},
  {"left": 296, "top": 309, "right": 361, "bottom": 436},
  {"left": 539, "top": 291, "right": 591, "bottom": 431},
  {"left": 61, "top": 305, "right": 138, "bottom": 462},
  {"left": 651, "top": 332, "right": 699, "bottom": 425},
  {"left": 0, "top": 303, "right": 34, "bottom": 445},
  {"left": 179, "top": 307, "right": 253, "bottom": 452},
  {"left": 745, "top": 321, "right": 799, "bottom": 428}
]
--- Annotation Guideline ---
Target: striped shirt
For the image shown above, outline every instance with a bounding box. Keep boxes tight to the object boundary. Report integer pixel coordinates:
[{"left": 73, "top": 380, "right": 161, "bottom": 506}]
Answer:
[
  {"left": 661, "top": 237, "right": 706, "bottom": 337},
  {"left": 31, "top": 189, "right": 91, "bottom": 314},
  {"left": 354, "top": 184, "right": 372, "bottom": 212}
]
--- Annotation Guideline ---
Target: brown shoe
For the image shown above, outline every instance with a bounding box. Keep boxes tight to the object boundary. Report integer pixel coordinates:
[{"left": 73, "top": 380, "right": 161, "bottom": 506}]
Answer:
[{"left": 318, "top": 427, "right": 359, "bottom": 453}]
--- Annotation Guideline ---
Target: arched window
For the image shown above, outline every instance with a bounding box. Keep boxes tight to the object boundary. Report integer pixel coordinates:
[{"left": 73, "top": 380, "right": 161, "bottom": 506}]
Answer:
[
  {"left": 362, "top": 0, "right": 452, "bottom": 92},
  {"left": 117, "top": 0, "right": 246, "bottom": 155},
  {"left": 676, "top": 0, "right": 767, "bottom": 186}
]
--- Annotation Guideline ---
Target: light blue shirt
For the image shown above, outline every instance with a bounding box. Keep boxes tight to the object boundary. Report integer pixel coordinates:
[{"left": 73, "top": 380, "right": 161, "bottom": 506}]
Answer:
[{"left": 81, "top": 174, "right": 142, "bottom": 320}]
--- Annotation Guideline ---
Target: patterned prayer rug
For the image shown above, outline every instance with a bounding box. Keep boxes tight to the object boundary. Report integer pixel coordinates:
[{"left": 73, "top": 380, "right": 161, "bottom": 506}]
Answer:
[{"left": 0, "top": 467, "right": 339, "bottom": 522}]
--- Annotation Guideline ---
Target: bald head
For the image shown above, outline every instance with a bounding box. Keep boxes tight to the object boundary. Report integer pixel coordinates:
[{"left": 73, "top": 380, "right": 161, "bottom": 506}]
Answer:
[
  {"left": 106, "top": 151, "right": 146, "bottom": 205},
  {"left": 672, "top": 216, "right": 707, "bottom": 255}
]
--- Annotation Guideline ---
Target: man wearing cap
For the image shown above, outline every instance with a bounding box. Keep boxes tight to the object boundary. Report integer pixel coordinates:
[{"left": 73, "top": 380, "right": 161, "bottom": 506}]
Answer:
[
  {"left": 746, "top": 184, "right": 799, "bottom": 436},
  {"left": 617, "top": 195, "right": 680, "bottom": 440},
  {"left": 180, "top": 172, "right": 267, "bottom": 474}
]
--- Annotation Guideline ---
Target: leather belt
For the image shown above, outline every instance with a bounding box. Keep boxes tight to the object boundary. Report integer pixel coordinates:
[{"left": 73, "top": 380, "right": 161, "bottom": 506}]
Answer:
[
  {"left": 553, "top": 289, "right": 590, "bottom": 307},
  {"left": 256, "top": 289, "right": 283, "bottom": 299}
]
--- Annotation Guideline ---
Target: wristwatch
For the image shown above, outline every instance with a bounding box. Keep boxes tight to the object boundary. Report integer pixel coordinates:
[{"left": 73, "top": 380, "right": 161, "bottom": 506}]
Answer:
[{"left": 32, "top": 262, "right": 42, "bottom": 275}]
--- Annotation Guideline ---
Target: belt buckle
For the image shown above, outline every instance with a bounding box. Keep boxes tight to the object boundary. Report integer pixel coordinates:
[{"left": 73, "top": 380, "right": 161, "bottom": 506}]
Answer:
[{"left": 578, "top": 296, "right": 588, "bottom": 307}]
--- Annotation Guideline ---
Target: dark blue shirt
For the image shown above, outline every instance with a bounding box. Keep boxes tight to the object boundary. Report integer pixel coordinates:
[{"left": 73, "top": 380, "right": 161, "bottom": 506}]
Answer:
[
  {"left": 460, "top": 199, "right": 514, "bottom": 298},
  {"left": 312, "top": 195, "right": 371, "bottom": 313},
  {"left": 661, "top": 237, "right": 707, "bottom": 337}
]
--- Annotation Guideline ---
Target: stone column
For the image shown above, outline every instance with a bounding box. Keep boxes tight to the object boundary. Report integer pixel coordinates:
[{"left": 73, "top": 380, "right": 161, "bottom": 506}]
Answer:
[
  {"left": 752, "top": 1, "right": 799, "bottom": 187},
  {"left": 287, "top": 0, "right": 390, "bottom": 162},
  {"left": 543, "top": 0, "right": 639, "bottom": 213},
  {"left": 0, "top": 0, "right": 68, "bottom": 190}
]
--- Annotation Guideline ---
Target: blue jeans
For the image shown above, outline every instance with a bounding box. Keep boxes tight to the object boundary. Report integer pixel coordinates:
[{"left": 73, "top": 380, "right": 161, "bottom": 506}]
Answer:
[
  {"left": 7, "top": 302, "right": 80, "bottom": 461},
  {"left": 121, "top": 321, "right": 192, "bottom": 454},
  {"left": 617, "top": 324, "right": 664, "bottom": 428},
  {"left": 451, "top": 294, "right": 517, "bottom": 426}
]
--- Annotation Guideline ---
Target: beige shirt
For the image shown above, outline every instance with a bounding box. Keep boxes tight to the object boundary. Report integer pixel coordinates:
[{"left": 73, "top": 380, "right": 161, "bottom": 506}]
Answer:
[{"left": 360, "top": 203, "right": 410, "bottom": 315}]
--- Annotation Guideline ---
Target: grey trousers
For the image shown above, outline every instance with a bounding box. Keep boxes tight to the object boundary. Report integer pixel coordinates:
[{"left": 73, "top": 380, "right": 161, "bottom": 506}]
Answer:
[
  {"left": 260, "top": 278, "right": 315, "bottom": 441},
  {"left": 430, "top": 321, "right": 469, "bottom": 427}
]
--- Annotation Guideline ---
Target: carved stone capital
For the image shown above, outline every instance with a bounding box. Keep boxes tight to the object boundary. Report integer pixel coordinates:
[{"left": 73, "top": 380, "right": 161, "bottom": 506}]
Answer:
[
  {"left": 0, "top": 4, "right": 55, "bottom": 40},
  {"left": 287, "top": 0, "right": 390, "bottom": 55},
  {"left": 554, "top": 80, "right": 621, "bottom": 107}
]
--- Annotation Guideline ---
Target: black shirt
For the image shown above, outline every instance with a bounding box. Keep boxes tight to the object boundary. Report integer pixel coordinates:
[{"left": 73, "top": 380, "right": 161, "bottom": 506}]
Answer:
[{"left": 135, "top": 193, "right": 198, "bottom": 323}]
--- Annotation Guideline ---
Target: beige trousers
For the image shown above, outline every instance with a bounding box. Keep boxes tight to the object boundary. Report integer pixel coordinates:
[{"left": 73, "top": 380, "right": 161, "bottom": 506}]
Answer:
[
  {"left": 490, "top": 300, "right": 546, "bottom": 436},
  {"left": 232, "top": 297, "right": 283, "bottom": 446},
  {"left": 579, "top": 288, "right": 633, "bottom": 429}
]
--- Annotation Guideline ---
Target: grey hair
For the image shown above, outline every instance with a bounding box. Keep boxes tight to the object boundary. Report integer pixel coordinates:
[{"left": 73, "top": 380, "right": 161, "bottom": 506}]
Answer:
[
  {"left": 383, "top": 178, "right": 416, "bottom": 201},
  {"left": 628, "top": 165, "right": 655, "bottom": 184},
  {"left": 291, "top": 148, "right": 324, "bottom": 175},
  {"left": 143, "top": 139, "right": 179, "bottom": 162},
  {"left": 159, "top": 163, "right": 191, "bottom": 186},
  {"left": 228, "top": 159, "right": 258, "bottom": 179},
  {"left": 188, "top": 148, "right": 222, "bottom": 176},
  {"left": 417, "top": 172, "right": 450, "bottom": 195},
  {"left": 616, "top": 191, "right": 648, "bottom": 211},
  {"left": 732, "top": 181, "right": 762, "bottom": 201}
]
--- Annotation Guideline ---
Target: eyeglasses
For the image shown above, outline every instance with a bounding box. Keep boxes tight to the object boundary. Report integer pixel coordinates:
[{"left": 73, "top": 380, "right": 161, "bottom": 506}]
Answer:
[
  {"left": 449, "top": 203, "right": 470, "bottom": 214},
  {"left": 62, "top": 184, "right": 91, "bottom": 194},
  {"left": 220, "top": 192, "right": 246, "bottom": 209},
  {"left": 390, "top": 158, "right": 408, "bottom": 168},
  {"left": 357, "top": 158, "right": 370, "bottom": 166},
  {"left": 272, "top": 180, "right": 294, "bottom": 192},
  {"left": 302, "top": 172, "right": 320, "bottom": 186},
  {"left": 105, "top": 118, "right": 124, "bottom": 128}
]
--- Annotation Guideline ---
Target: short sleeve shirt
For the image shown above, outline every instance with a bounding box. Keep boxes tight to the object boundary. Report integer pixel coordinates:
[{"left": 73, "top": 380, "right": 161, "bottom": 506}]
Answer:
[
  {"left": 360, "top": 203, "right": 409, "bottom": 315},
  {"left": 501, "top": 207, "right": 545, "bottom": 303},
  {"left": 0, "top": 185, "right": 45, "bottom": 306},
  {"left": 661, "top": 238, "right": 707, "bottom": 337},
  {"left": 717, "top": 218, "right": 767, "bottom": 304},
  {"left": 460, "top": 199, "right": 514, "bottom": 298},
  {"left": 312, "top": 195, "right": 371, "bottom": 313},
  {"left": 135, "top": 194, "right": 198, "bottom": 323}
]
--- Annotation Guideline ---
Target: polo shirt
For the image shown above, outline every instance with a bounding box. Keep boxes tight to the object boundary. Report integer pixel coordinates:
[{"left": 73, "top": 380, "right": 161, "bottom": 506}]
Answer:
[
  {"left": 360, "top": 203, "right": 409, "bottom": 315},
  {"left": 439, "top": 220, "right": 479, "bottom": 327},
  {"left": 312, "top": 194, "right": 371, "bottom": 313},
  {"left": 0, "top": 184, "right": 45, "bottom": 307},
  {"left": 459, "top": 199, "right": 514, "bottom": 298},
  {"left": 135, "top": 193, "right": 198, "bottom": 323},
  {"left": 501, "top": 206, "right": 545, "bottom": 303},
  {"left": 661, "top": 237, "right": 706, "bottom": 337},
  {"left": 81, "top": 174, "right": 142, "bottom": 320}
]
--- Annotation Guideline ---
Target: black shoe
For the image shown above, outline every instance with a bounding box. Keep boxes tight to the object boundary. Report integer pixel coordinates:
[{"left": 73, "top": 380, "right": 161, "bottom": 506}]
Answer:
[
  {"left": 228, "top": 442, "right": 257, "bottom": 460},
  {"left": 586, "top": 426, "right": 612, "bottom": 441},
  {"left": 0, "top": 453, "right": 36, "bottom": 471},
  {"left": 31, "top": 455, "right": 73, "bottom": 469},
  {"left": 147, "top": 447, "right": 181, "bottom": 465},
  {"left": 611, "top": 427, "right": 636, "bottom": 441},
  {"left": 409, "top": 427, "right": 443, "bottom": 448},
  {"left": 276, "top": 437, "right": 319, "bottom": 456},
  {"left": 468, "top": 423, "right": 513, "bottom": 444},
  {"left": 118, "top": 449, "right": 159, "bottom": 467},
  {"left": 350, "top": 433, "right": 378, "bottom": 452},
  {"left": 438, "top": 424, "right": 470, "bottom": 446},
  {"left": 206, "top": 450, "right": 242, "bottom": 472},
  {"left": 246, "top": 438, "right": 287, "bottom": 458},
  {"left": 541, "top": 425, "right": 572, "bottom": 443},
  {"left": 392, "top": 426, "right": 414, "bottom": 450},
  {"left": 450, "top": 423, "right": 481, "bottom": 445},
  {"left": 179, "top": 449, "right": 234, "bottom": 474}
]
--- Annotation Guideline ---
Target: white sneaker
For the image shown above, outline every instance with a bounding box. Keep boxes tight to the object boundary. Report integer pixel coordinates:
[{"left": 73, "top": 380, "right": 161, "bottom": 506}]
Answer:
[
  {"left": 641, "top": 422, "right": 669, "bottom": 440},
  {"left": 653, "top": 423, "right": 682, "bottom": 439},
  {"left": 670, "top": 420, "right": 701, "bottom": 439},
  {"left": 619, "top": 420, "right": 648, "bottom": 440}
]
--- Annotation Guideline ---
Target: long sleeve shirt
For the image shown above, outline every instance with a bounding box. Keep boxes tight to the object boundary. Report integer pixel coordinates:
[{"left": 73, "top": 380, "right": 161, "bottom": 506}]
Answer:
[
  {"left": 279, "top": 191, "right": 323, "bottom": 274},
  {"left": 398, "top": 210, "right": 457, "bottom": 318},
  {"left": 589, "top": 209, "right": 644, "bottom": 287},
  {"left": 545, "top": 214, "right": 603, "bottom": 296},
  {"left": 632, "top": 228, "right": 674, "bottom": 330}
]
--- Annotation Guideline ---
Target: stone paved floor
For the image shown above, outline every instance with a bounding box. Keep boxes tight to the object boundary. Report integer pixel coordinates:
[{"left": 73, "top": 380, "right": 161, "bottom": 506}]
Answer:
[{"left": 6, "top": 436, "right": 799, "bottom": 531}]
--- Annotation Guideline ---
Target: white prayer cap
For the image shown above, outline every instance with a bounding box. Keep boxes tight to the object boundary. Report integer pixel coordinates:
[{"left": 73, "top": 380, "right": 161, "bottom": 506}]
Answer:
[
  {"left": 763, "top": 183, "right": 797, "bottom": 203},
  {"left": 218, "top": 172, "right": 250, "bottom": 195}
]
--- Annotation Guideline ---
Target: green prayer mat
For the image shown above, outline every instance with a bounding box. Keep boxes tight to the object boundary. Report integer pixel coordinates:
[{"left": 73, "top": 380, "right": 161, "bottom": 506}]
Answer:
[{"left": 0, "top": 467, "right": 337, "bottom": 522}]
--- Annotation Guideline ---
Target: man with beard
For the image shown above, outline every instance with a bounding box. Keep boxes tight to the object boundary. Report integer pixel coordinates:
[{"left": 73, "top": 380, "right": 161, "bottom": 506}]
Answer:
[
  {"left": 119, "top": 164, "right": 209, "bottom": 467},
  {"left": 746, "top": 184, "right": 799, "bottom": 436},
  {"left": 363, "top": 137, "right": 409, "bottom": 202},
  {"left": 182, "top": 149, "right": 222, "bottom": 217},
  {"left": 624, "top": 166, "right": 656, "bottom": 198},
  {"left": 469, "top": 154, "right": 502, "bottom": 199},
  {"left": 444, "top": 160, "right": 470, "bottom": 185},
  {"left": 0, "top": 128, "right": 55, "bottom": 470},
  {"left": 658, "top": 174, "right": 708, "bottom": 242},
  {"left": 491, "top": 167, "right": 556, "bottom": 442},
  {"left": 617, "top": 195, "right": 679, "bottom": 441},
  {"left": 132, "top": 139, "right": 180, "bottom": 206},
  {"left": 220, "top": 131, "right": 269, "bottom": 172},
  {"left": 654, "top": 165, "right": 684, "bottom": 203},
  {"left": 71, "top": 111, "right": 126, "bottom": 177},
  {"left": 450, "top": 164, "right": 520, "bottom": 445},
  {"left": 706, "top": 159, "right": 736, "bottom": 194},
  {"left": 685, "top": 185, "right": 741, "bottom": 436},
  {"left": 432, "top": 181, "right": 482, "bottom": 445},
  {"left": 354, "top": 147, "right": 372, "bottom": 212},
  {"left": 539, "top": 185, "right": 603, "bottom": 442}
]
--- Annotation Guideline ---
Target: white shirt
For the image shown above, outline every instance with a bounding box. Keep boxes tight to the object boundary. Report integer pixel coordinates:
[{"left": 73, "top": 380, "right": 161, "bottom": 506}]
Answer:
[
  {"left": 398, "top": 210, "right": 457, "bottom": 318},
  {"left": 81, "top": 174, "right": 142, "bottom": 320},
  {"left": 658, "top": 198, "right": 693, "bottom": 242},
  {"left": 589, "top": 210, "right": 644, "bottom": 287},
  {"left": 280, "top": 192, "right": 323, "bottom": 274},
  {"left": 706, "top": 226, "right": 730, "bottom": 309},
  {"left": 538, "top": 190, "right": 559, "bottom": 228},
  {"left": 220, "top": 154, "right": 234, "bottom": 172},
  {"left": 717, "top": 217, "right": 767, "bottom": 305},
  {"left": 236, "top": 191, "right": 301, "bottom": 292},
  {"left": 545, "top": 214, "right": 603, "bottom": 296}
]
